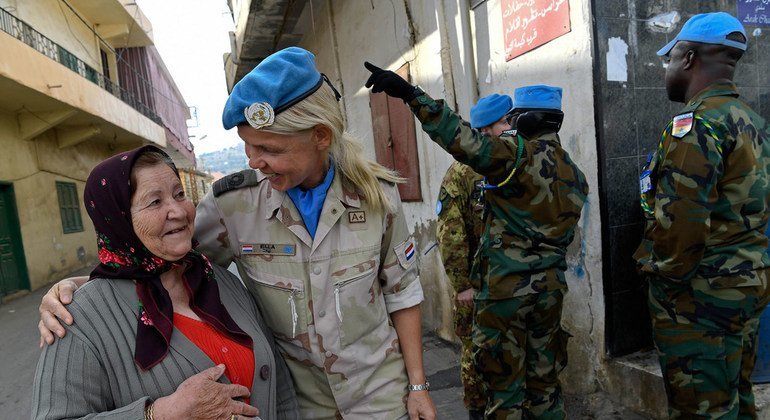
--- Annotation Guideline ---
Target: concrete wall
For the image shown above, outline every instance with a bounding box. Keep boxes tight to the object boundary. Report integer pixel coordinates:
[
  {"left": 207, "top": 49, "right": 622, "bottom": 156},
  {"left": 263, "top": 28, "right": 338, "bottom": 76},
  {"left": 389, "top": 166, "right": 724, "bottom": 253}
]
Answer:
[
  {"left": 0, "top": 1, "right": 176, "bottom": 291},
  {"left": 0, "top": 31, "right": 166, "bottom": 145},
  {"left": 8, "top": 0, "right": 103, "bottom": 72},
  {"left": 297, "top": 0, "right": 473, "bottom": 339},
  {"left": 469, "top": 0, "right": 603, "bottom": 394},
  {"left": 292, "top": 0, "right": 604, "bottom": 394},
  {"left": 0, "top": 114, "right": 111, "bottom": 290}
]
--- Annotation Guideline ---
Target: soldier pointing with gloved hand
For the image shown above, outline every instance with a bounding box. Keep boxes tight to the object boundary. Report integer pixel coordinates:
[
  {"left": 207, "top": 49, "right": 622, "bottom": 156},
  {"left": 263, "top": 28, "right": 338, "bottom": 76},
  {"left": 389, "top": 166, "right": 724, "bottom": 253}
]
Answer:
[{"left": 364, "top": 62, "right": 588, "bottom": 419}]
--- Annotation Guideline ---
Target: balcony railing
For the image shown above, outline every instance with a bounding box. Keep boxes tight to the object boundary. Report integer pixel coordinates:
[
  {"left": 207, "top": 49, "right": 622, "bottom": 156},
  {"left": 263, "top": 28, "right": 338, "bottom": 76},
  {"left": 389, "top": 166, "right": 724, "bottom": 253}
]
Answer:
[{"left": 0, "top": 6, "right": 162, "bottom": 124}]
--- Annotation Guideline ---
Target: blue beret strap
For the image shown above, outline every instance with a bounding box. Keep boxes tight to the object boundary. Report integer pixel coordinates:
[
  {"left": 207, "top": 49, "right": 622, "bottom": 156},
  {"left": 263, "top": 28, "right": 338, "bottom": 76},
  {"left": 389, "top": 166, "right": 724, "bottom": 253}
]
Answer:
[
  {"left": 274, "top": 75, "right": 324, "bottom": 115},
  {"left": 321, "top": 73, "right": 342, "bottom": 101}
]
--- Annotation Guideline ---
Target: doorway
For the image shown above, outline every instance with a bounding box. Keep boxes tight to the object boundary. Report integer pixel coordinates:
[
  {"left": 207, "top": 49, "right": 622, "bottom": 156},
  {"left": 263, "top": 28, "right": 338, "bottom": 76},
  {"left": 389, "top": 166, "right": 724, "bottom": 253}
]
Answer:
[{"left": 0, "top": 182, "right": 29, "bottom": 296}]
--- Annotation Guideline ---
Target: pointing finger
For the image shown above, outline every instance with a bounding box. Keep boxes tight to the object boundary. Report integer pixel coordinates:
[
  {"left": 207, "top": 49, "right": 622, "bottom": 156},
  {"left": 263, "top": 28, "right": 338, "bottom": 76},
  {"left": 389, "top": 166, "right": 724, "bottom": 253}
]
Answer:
[{"left": 364, "top": 61, "right": 382, "bottom": 74}]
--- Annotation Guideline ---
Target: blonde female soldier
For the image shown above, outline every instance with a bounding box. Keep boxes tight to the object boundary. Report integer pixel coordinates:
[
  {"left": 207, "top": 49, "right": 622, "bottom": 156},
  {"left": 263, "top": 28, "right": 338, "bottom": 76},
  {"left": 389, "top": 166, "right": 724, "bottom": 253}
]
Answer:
[{"left": 38, "top": 47, "right": 436, "bottom": 420}]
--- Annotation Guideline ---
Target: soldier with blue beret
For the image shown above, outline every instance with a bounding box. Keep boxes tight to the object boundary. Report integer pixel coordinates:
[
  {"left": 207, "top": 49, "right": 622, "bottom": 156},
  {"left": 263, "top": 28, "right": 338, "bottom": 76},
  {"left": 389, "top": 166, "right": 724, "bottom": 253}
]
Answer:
[
  {"left": 633, "top": 12, "right": 770, "bottom": 418},
  {"left": 469, "top": 94, "right": 514, "bottom": 134},
  {"left": 437, "top": 93, "right": 514, "bottom": 419},
  {"left": 38, "top": 47, "right": 437, "bottom": 420},
  {"left": 209, "top": 46, "right": 437, "bottom": 420},
  {"left": 364, "top": 60, "right": 588, "bottom": 419}
]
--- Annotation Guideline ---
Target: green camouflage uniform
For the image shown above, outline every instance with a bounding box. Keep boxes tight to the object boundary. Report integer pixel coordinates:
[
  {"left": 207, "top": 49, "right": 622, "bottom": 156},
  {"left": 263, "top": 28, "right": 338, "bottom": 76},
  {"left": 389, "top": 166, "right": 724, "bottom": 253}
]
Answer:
[
  {"left": 195, "top": 170, "right": 424, "bottom": 419},
  {"left": 633, "top": 82, "right": 770, "bottom": 418},
  {"left": 410, "top": 94, "right": 588, "bottom": 419},
  {"left": 436, "top": 160, "right": 486, "bottom": 410}
]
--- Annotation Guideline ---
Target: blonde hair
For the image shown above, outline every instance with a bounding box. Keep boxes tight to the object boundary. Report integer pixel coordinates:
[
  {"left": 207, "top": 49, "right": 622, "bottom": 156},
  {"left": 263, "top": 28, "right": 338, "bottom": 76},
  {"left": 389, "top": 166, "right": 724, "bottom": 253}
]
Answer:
[{"left": 264, "top": 84, "right": 404, "bottom": 212}]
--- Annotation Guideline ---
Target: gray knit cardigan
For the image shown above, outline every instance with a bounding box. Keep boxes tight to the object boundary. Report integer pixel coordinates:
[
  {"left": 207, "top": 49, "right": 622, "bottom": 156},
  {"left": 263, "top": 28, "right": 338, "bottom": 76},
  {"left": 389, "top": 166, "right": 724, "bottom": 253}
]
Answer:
[{"left": 31, "top": 264, "right": 299, "bottom": 419}]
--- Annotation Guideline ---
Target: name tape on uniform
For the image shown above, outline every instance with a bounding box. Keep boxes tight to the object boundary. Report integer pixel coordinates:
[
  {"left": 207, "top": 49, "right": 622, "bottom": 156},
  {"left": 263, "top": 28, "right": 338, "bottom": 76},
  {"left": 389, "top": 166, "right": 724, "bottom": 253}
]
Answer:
[{"left": 241, "top": 243, "right": 296, "bottom": 256}]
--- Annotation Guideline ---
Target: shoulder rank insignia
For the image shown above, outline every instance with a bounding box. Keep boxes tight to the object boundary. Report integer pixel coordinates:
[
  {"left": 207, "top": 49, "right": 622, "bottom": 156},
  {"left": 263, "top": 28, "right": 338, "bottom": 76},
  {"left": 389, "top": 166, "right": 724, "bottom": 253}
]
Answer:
[
  {"left": 671, "top": 112, "right": 694, "bottom": 138},
  {"left": 213, "top": 169, "right": 260, "bottom": 197}
]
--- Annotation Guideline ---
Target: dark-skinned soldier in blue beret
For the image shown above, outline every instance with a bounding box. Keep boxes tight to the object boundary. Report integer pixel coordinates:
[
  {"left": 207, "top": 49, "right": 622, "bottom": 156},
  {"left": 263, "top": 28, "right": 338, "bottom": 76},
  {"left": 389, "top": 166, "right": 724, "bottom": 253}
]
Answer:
[{"left": 633, "top": 12, "right": 770, "bottom": 418}]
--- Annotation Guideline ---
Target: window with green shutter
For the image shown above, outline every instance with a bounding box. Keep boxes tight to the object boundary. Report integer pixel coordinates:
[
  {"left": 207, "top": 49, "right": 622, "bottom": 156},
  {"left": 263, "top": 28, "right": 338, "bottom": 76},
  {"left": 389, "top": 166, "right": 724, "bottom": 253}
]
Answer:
[{"left": 55, "top": 181, "right": 83, "bottom": 233}]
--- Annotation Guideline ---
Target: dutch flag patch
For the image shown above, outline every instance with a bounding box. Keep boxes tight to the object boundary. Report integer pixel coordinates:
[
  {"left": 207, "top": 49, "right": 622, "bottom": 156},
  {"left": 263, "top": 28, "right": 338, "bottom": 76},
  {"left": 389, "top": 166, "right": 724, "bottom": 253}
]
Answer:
[
  {"left": 405, "top": 242, "right": 415, "bottom": 262},
  {"left": 395, "top": 237, "right": 417, "bottom": 269}
]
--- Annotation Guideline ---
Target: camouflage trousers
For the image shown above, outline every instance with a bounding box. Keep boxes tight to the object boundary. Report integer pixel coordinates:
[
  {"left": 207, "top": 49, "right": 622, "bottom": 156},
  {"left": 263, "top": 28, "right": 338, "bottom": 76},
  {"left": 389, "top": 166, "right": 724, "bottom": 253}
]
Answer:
[
  {"left": 454, "top": 300, "right": 487, "bottom": 410},
  {"left": 472, "top": 289, "right": 568, "bottom": 420},
  {"left": 648, "top": 270, "right": 770, "bottom": 419}
]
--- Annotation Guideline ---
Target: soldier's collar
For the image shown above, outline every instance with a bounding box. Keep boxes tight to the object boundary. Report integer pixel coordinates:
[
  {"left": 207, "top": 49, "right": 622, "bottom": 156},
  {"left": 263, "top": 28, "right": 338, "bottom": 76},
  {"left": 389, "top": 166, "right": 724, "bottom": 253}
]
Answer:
[
  {"left": 684, "top": 82, "right": 739, "bottom": 110},
  {"left": 264, "top": 168, "right": 361, "bottom": 220}
]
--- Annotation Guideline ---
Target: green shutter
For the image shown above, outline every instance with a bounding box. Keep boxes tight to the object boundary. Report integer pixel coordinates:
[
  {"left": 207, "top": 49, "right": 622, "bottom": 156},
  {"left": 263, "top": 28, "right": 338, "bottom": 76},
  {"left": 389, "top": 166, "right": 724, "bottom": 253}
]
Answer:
[{"left": 56, "top": 181, "right": 83, "bottom": 233}]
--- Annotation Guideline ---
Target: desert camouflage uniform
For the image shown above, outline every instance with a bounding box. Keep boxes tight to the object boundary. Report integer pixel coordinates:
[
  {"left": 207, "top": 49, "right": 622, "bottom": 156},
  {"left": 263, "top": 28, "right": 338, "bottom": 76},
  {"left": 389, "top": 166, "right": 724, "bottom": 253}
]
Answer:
[
  {"left": 410, "top": 94, "right": 588, "bottom": 419},
  {"left": 633, "top": 82, "right": 770, "bottom": 418},
  {"left": 195, "top": 170, "right": 424, "bottom": 419},
  {"left": 436, "top": 161, "right": 486, "bottom": 410}
]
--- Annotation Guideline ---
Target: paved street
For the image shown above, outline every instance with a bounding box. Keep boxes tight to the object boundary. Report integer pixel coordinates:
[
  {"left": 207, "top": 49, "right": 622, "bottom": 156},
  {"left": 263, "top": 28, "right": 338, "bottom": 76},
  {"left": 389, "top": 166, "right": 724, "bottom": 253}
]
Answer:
[
  {"left": 1, "top": 276, "right": 647, "bottom": 419},
  {"left": 0, "top": 284, "right": 47, "bottom": 417}
]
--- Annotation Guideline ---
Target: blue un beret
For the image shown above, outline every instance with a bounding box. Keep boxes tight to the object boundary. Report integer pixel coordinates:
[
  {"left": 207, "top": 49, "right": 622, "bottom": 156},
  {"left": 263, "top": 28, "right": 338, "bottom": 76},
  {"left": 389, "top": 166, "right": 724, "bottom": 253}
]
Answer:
[
  {"left": 222, "top": 47, "right": 324, "bottom": 130},
  {"left": 469, "top": 94, "right": 513, "bottom": 129},
  {"left": 657, "top": 12, "right": 746, "bottom": 56},
  {"left": 513, "top": 85, "right": 562, "bottom": 111}
]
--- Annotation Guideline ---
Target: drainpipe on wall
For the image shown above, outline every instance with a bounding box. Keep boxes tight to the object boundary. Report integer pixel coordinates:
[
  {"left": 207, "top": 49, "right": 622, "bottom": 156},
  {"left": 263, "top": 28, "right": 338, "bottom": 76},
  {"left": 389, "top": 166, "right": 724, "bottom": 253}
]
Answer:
[
  {"left": 458, "top": 0, "right": 478, "bottom": 109},
  {"left": 323, "top": 0, "right": 347, "bottom": 125},
  {"left": 436, "top": 0, "right": 458, "bottom": 110},
  {"left": 436, "top": 0, "right": 479, "bottom": 113}
]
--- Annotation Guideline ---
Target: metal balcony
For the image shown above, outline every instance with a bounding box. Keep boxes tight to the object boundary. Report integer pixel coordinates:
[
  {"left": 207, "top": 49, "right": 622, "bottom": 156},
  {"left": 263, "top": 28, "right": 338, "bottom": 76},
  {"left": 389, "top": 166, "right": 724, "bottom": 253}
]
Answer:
[{"left": 0, "top": 6, "right": 162, "bottom": 125}]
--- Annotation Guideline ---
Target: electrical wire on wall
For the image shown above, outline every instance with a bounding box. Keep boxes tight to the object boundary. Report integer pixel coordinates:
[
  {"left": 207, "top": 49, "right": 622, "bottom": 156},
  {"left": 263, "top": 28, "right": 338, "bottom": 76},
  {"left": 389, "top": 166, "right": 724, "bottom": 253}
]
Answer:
[{"left": 56, "top": 0, "right": 188, "bottom": 109}]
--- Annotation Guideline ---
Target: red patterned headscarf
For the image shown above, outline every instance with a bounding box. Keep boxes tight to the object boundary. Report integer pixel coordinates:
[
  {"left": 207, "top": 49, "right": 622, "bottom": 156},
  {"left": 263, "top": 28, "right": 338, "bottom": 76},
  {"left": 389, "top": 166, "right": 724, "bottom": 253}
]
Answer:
[{"left": 84, "top": 145, "right": 252, "bottom": 370}]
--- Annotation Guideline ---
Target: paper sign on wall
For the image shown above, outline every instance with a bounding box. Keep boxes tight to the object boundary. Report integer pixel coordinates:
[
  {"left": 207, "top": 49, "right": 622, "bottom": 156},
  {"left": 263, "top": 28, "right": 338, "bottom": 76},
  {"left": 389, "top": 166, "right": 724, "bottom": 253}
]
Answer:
[
  {"left": 737, "top": 0, "right": 770, "bottom": 27},
  {"left": 501, "top": 0, "right": 572, "bottom": 61}
]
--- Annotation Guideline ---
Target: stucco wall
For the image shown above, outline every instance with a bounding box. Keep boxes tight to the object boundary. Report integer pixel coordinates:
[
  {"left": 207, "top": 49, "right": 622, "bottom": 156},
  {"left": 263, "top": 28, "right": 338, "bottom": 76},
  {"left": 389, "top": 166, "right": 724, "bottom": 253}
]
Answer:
[
  {"left": 295, "top": 0, "right": 604, "bottom": 394},
  {"left": 469, "top": 0, "right": 603, "bottom": 395},
  {"left": 0, "top": 115, "right": 112, "bottom": 290},
  {"left": 10, "top": 0, "right": 103, "bottom": 72}
]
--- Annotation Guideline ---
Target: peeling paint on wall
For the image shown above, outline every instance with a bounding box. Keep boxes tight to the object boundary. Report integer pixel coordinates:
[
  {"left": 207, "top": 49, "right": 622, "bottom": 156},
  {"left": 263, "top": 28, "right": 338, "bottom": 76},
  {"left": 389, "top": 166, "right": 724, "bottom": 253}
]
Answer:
[
  {"left": 607, "top": 37, "right": 628, "bottom": 82},
  {"left": 567, "top": 199, "right": 590, "bottom": 280},
  {"left": 411, "top": 218, "right": 456, "bottom": 340},
  {"left": 646, "top": 11, "right": 681, "bottom": 33}
]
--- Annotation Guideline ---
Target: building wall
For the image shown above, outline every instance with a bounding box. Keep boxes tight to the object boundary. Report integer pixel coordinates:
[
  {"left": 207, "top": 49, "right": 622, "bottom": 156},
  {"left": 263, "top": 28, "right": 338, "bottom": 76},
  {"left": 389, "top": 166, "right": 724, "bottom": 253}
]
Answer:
[
  {"left": 594, "top": 0, "right": 770, "bottom": 359},
  {"left": 0, "top": 1, "right": 191, "bottom": 292},
  {"left": 469, "top": 0, "right": 602, "bottom": 394},
  {"left": 6, "top": 0, "right": 103, "bottom": 72},
  {"left": 294, "top": 0, "right": 602, "bottom": 393},
  {"left": 0, "top": 114, "right": 114, "bottom": 290},
  {"left": 298, "top": 0, "right": 472, "bottom": 340},
  {"left": 0, "top": 30, "right": 167, "bottom": 145}
]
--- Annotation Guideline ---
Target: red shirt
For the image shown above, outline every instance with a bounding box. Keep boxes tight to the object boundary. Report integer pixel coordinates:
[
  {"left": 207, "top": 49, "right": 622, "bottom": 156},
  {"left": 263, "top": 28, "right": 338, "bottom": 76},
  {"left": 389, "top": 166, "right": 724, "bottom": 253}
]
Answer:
[{"left": 174, "top": 313, "right": 255, "bottom": 403}]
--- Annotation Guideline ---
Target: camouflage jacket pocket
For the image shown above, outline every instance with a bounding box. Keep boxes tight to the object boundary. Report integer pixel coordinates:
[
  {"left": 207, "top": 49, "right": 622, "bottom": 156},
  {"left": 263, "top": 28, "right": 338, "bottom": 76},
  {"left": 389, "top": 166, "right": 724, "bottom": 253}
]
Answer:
[
  {"left": 241, "top": 269, "right": 308, "bottom": 340},
  {"left": 334, "top": 265, "right": 388, "bottom": 347}
]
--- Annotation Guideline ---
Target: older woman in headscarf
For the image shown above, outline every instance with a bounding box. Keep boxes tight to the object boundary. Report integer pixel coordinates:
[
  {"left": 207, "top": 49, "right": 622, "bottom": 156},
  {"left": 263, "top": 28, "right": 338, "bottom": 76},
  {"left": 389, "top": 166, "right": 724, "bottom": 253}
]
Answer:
[
  {"left": 31, "top": 146, "right": 298, "bottom": 420},
  {"left": 38, "top": 47, "right": 436, "bottom": 420}
]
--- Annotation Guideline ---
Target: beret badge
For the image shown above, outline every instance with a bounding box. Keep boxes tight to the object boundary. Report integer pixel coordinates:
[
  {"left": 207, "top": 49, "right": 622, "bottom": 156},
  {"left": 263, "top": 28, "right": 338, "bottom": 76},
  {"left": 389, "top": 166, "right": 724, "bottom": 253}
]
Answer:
[{"left": 244, "top": 102, "right": 275, "bottom": 129}]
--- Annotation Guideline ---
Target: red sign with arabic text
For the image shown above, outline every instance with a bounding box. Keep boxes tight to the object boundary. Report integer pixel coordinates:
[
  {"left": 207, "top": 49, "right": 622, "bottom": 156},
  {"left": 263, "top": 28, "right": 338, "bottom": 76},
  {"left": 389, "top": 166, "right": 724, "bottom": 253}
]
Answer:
[{"left": 502, "top": 0, "right": 571, "bottom": 61}]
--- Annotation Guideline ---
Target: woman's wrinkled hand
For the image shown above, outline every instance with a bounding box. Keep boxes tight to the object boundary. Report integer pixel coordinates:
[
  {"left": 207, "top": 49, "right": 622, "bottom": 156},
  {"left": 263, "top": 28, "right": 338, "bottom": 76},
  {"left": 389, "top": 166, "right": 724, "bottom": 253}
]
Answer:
[
  {"left": 38, "top": 277, "right": 83, "bottom": 347},
  {"left": 153, "top": 365, "right": 260, "bottom": 420}
]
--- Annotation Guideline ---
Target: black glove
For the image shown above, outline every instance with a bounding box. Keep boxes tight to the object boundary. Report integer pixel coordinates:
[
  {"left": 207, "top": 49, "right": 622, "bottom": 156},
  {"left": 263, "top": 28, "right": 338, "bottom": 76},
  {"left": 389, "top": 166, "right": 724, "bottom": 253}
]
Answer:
[{"left": 364, "top": 61, "right": 422, "bottom": 102}]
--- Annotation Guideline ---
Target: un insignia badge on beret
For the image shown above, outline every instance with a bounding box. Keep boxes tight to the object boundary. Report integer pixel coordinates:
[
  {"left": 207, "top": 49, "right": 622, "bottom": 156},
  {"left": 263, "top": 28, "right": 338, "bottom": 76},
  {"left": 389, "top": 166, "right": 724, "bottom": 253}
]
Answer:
[{"left": 244, "top": 102, "right": 275, "bottom": 129}]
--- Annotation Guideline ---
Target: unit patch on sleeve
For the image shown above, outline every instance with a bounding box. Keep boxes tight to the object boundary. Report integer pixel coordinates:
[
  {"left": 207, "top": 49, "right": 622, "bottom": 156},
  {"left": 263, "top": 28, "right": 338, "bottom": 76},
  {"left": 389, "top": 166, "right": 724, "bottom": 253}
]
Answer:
[
  {"left": 671, "top": 112, "right": 694, "bottom": 138},
  {"left": 394, "top": 237, "right": 417, "bottom": 269}
]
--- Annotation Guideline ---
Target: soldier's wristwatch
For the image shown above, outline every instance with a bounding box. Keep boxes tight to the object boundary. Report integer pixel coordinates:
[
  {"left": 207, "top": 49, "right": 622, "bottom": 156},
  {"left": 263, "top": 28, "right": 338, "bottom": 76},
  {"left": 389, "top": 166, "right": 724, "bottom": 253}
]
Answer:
[{"left": 407, "top": 381, "right": 430, "bottom": 392}]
